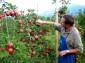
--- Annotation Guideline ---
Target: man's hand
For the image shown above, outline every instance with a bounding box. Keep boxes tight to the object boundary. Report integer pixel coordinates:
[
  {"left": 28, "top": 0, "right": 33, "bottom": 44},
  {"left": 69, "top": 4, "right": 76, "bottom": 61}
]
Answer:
[
  {"left": 36, "top": 19, "right": 43, "bottom": 24},
  {"left": 59, "top": 50, "right": 68, "bottom": 57}
]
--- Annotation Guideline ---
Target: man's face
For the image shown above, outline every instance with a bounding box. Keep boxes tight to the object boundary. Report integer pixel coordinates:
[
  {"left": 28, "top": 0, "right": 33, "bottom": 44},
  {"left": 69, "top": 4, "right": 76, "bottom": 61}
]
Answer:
[{"left": 60, "top": 17, "right": 66, "bottom": 27}]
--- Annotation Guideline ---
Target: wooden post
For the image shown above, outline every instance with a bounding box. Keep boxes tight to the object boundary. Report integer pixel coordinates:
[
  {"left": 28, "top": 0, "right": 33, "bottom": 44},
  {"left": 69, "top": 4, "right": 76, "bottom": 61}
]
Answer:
[
  {"left": 55, "top": 4, "right": 58, "bottom": 63},
  {"left": 37, "top": 3, "right": 38, "bottom": 15}
]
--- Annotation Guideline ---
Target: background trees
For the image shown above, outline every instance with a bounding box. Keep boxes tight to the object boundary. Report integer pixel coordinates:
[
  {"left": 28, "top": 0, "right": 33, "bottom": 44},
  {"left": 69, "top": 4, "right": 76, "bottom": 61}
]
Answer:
[{"left": 0, "top": 0, "right": 85, "bottom": 63}]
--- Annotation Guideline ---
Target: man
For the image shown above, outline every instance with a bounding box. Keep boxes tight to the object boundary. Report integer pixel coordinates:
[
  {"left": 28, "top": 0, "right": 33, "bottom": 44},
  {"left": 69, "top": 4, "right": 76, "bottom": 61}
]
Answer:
[{"left": 36, "top": 14, "right": 83, "bottom": 63}]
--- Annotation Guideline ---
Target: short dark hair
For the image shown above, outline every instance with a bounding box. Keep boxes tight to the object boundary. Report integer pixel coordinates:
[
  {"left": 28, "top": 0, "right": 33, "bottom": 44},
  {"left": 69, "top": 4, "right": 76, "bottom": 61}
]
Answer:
[{"left": 62, "top": 14, "right": 74, "bottom": 26}]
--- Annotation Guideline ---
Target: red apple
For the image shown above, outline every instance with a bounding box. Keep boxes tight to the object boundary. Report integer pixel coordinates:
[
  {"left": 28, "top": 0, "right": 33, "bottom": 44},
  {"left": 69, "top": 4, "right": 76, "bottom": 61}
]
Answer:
[
  {"left": 10, "top": 11, "right": 15, "bottom": 16},
  {"left": 28, "top": 19, "right": 32, "bottom": 23},
  {"left": 15, "top": 13, "right": 19, "bottom": 17},
  {"left": 34, "top": 35, "right": 39, "bottom": 40},
  {"left": 43, "top": 51, "right": 47, "bottom": 56},
  {"left": 6, "top": 11, "right": 10, "bottom": 16},
  {"left": 7, "top": 42, "right": 13, "bottom": 48},
  {"left": 47, "top": 29, "right": 50, "bottom": 32},
  {"left": 35, "top": 21, "right": 39, "bottom": 25},
  {"left": 39, "top": 30, "right": 43, "bottom": 34},
  {"left": 25, "top": 44, "right": 29, "bottom": 47},
  {"left": 18, "top": 19, "right": 22, "bottom": 24},
  {"left": 8, "top": 48, "right": 14, "bottom": 53},
  {"left": 37, "top": 59, "right": 40, "bottom": 62},
  {"left": 13, "top": 10, "right": 18, "bottom": 14},
  {"left": 5, "top": 46, "right": 9, "bottom": 51},
  {"left": 45, "top": 46, "right": 49, "bottom": 50},
  {"left": 30, "top": 32, "right": 34, "bottom": 35},
  {"left": 21, "top": 38, "right": 26, "bottom": 42},
  {"left": 32, "top": 51, "right": 36, "bottom": 55},
  {"left": 0, "top": 15, "right": 2, "bottom": 19},
  {"left": 19, "top": 29, "right": 24, "bottom": 33},
  {"left": 34, "top": 16, "right": 37, "bottom": 19},
  {"left": 28, "top": 29, "right": 32, "bottom": 33},
  {"left": 46, "top": 49, "right": 49, "bottom": 53}
]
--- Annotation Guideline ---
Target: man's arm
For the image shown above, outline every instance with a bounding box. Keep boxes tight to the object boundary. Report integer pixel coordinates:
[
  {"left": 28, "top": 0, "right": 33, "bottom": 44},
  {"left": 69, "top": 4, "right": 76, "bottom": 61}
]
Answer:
[
  {"left": 60, "top": 49, "right": 79, "bottom": 57},
  {"left": 36, "top": 19, "right": 55, "bottom": 25},
  {"left": 68, "top": 49, "right": 79, "bottom": 53}
]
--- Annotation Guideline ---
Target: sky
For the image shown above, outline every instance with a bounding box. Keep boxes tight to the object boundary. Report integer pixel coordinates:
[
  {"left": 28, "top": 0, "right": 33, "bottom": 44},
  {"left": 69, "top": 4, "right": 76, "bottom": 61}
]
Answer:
[{"left": 0, "top": 0, "right": 85, "bottom": 14}]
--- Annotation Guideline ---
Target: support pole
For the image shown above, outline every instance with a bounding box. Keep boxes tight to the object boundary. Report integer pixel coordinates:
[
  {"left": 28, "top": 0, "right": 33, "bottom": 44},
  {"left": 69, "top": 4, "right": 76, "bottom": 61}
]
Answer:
[
  {"left": 37, "top": 3, "right": 38, "bottom": 15},
  {"left": 55, "top": 3, "right": 58, "bottom": 63}
]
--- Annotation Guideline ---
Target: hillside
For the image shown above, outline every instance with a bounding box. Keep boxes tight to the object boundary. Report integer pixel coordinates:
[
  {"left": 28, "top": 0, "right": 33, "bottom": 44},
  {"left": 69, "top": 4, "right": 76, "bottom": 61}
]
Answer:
[
  {"left": 39, "top": 4, "right": 85, "bottom": 17},
  {"left": 67, "top": 4, "right": 85, "bottom": 15}
]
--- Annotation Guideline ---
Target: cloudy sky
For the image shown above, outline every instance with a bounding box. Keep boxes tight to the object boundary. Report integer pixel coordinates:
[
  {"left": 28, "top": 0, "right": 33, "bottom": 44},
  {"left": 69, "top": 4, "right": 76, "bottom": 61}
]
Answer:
[{"left": 0, "top": 0, "right": 85, "bottom": 14}]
